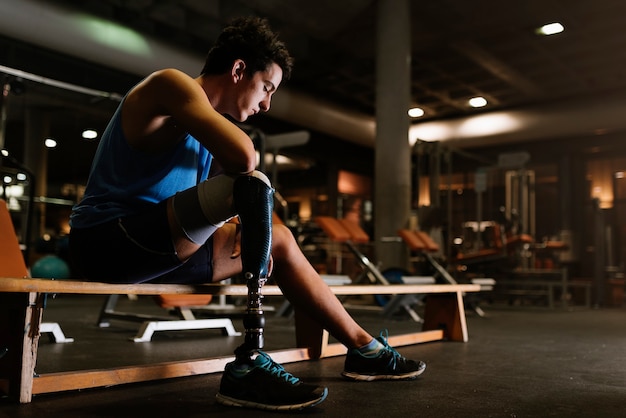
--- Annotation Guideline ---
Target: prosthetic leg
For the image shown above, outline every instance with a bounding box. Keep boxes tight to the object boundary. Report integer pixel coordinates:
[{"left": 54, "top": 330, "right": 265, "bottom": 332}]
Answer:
[{"left": 232, "top": 173, "right": 274, "bottom": 363}]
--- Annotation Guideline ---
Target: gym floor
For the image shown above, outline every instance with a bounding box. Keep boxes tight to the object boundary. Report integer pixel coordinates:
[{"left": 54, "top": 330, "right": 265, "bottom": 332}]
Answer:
[{"left": 1, "top": 294, "right": 624, "bottom": 418}]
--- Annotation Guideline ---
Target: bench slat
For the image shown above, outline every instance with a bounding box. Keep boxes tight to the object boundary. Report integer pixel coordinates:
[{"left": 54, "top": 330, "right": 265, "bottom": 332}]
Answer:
[
  {"left": 0, "top": 277, "right": 480, "bottom": 296},
  {"left": 30, "top": 330, "right": 446, "bottom": 396}
]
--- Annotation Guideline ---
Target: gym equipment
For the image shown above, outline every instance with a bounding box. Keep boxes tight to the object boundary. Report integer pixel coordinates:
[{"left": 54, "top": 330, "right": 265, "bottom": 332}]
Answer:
[
  {"left": 314, "top": 216, "right": 389, "bottom": 285},
  {"left": 314, "top": 216, "right": 438, "bottom": 321},
  {"left": 30, "top": 255, "right": 70, "bottom": 280},
  {"left": 398, "top": 228, "right": 496, "bottom": 317},
  {"left": 454, "top": 220, "right": 509, "bottom": 265},
  {"left": 97, "top": 293, "right": 241, "bottom": 342},
  {"left": 377, "top": 268, "right": 436, "bottom": 322},
  {"left": 398, "top": 229, "right": 456, "bottom": 284},
  {"left": 0, "top": 200, "right": 73, "bottom": 343}
]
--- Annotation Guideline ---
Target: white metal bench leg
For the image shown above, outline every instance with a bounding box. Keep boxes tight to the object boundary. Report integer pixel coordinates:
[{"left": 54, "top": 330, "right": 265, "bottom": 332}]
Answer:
[
  {"left": 468, "top": 278, "right": 496, "bottom": 317},
  {"left": 40, "top": 322, "right": 74, "bottom": 343},
  {"left": 132, "top": 318, "right": 241, "bottom": 342}
]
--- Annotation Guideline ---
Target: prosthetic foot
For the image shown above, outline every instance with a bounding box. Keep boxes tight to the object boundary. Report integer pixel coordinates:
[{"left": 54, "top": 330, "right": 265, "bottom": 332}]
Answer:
[{"left": 232, "top": 172, "right": 274, "bottom": 363}]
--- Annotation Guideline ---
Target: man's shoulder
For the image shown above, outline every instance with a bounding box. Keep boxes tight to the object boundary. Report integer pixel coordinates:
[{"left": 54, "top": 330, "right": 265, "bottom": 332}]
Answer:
[
  {"left": 147, "top": 68, "right": 193, "bottom": 85},
  {"left": 132, "top": 68, "right": 199, "bottom": 100}
]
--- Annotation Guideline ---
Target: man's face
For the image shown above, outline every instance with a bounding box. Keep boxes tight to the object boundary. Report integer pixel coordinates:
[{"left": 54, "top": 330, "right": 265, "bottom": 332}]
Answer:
[{"left": 232, "top": 62, "right": 283, "bottom": 122}]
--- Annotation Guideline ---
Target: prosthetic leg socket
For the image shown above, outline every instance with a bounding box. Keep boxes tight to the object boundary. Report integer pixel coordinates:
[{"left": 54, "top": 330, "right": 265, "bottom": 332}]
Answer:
[{"left": 232, "top": 173, "right": 274, "bottom": 361}]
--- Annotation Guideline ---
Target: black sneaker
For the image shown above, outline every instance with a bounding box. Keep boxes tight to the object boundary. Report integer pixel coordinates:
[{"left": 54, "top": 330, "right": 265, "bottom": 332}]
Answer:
[
  {"left": 342, "top": 331, "right": 427, "bottom": 381},
  {"left": 216, "top": 351, "right": 328, "bottom": 411}
]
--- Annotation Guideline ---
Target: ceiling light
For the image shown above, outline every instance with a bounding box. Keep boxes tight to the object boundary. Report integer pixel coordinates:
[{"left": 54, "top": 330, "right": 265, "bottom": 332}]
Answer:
[
  {"left": 74, "top": 13, "right": 151, "bottom": 56},
  {"left": 469, "top": 97, "right": 487, "bottom": 108},
  {"left": 82, "top": 129, "right": 98, "bottom": 140},
  {"left": 408, "top": 107, "right": 424, "bottom": 118},
  {"left": 537, "top": 22, "right": 564, "bottom": 36},
  {"left": 44, "top": 138, "right": 57, "bottom": 148}
]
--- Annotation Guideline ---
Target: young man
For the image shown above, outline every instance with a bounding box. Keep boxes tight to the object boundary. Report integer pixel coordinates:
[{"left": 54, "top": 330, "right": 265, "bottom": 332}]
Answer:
[{"left": 69, "top": 17, "right": 425, "bottom": 411}]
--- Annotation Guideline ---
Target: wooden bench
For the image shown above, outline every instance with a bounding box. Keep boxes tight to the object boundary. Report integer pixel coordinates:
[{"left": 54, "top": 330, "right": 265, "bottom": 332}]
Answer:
[
  {"left": 0, "top": 202, "right": 479, "bottom": 403},
  {"left": 0, "top": 278, "right": 479, "bottom": 403}
]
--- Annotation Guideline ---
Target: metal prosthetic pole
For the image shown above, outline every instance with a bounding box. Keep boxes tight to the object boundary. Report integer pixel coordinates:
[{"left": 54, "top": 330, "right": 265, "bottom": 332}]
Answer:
[{"left": 232, "top": 174, "right": 274, "bottom": 362}]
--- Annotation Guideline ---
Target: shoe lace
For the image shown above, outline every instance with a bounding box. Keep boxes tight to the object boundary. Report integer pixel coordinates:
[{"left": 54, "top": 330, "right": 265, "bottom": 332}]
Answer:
[
  {"left": 257, "top": 351, "right": 300, "bottom": 385},
  {"left": 377, "top": 330, "right": 405, "bottom": 370}
]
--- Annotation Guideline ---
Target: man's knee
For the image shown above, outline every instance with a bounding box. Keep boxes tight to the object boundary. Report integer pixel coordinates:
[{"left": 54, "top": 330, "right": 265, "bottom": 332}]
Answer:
[{"left": 271, "top": 223, "right": 295, "bottom": 255}]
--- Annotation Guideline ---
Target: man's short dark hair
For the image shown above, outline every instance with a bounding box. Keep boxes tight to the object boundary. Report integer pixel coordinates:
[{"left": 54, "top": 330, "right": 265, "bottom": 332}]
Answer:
[{"left": 201, "top": 16, "right": 293, "bottom": 80}]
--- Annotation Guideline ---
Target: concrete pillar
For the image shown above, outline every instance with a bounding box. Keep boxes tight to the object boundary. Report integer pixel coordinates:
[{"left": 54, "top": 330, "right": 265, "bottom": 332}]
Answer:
[{"left": 374, "top": 0, "right": 412, "bottom": 271}]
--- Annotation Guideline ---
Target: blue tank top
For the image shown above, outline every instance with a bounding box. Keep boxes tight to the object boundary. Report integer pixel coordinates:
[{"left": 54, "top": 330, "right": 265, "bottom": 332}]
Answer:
[{"left": 70, "top": 100, "right": 213, "bottom": 228}]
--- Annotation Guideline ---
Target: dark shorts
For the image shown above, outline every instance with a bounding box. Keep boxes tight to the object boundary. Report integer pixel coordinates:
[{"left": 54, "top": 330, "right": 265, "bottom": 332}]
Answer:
[{"left": 69, "top": 201, "right": 213, "bottom": 284}]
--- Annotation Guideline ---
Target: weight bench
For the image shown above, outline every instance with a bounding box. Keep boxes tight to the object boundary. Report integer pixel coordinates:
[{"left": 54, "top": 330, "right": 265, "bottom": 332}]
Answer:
[
  {"left": 397, "top": 229, "right": 456, "bottom": 284},
  {"left": 97, "top": 293, "right": 241, "bottom": 342},
  {"left": 313, "top": 217, "right": 451, "bottom": 321},
  {"left": 0, "top": 202, "right": 480, "bottom": 404},
  {"left": 398, "top": 228, "right": 495, "bottom": 317},
  {"left": 314, "top": 216, "right": 390, "bottom": 285}
]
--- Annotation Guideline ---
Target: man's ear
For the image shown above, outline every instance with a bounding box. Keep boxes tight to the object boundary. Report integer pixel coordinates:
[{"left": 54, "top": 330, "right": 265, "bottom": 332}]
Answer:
[{"left": 231, "top": 59, "right": 246, "bottom": 83}]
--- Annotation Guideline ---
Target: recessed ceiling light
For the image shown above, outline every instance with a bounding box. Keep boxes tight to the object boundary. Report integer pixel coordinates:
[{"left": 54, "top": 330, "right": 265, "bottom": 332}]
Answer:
[
  {"left": 468, "top": 97, "right": 487, "bottom": 108},
  {"left": 537, "top": 22, "right": 564, "bottom": 36},
  {"left": 408, "top": 107, "right": 424, "bottom": 118},
  {"left": 44, "top": 138, "right": 57, "bottom": 148},
  {"left": 82, "top": 129, "right": 98, "bottom": 140}
]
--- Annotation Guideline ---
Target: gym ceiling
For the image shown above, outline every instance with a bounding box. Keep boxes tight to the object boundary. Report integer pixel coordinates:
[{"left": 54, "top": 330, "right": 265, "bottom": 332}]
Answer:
[{"left": 2, "top": 0, "right": 626, "bottom": 185}]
